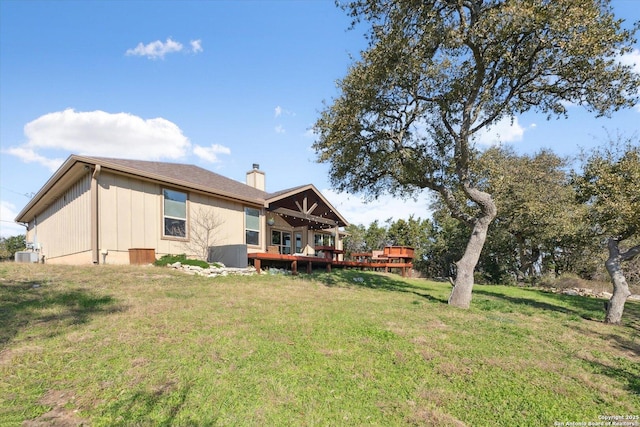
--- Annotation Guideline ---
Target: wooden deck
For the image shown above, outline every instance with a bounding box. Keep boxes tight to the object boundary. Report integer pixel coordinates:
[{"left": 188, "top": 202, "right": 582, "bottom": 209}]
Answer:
[{"left": 247, "top": 252, "right": 413, "bottom": 277}]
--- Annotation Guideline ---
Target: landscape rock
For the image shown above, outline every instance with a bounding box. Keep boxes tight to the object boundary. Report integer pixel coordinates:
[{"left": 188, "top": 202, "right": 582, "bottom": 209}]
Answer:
[
  {"left": 267, "top": 268, "right": 291, "bottom": 275},
  {"left": 548, "top": 286, "right": 640, "bottom": 302},
  {"left": 168, "top": 262, "right": 257, "bottom": 278}
]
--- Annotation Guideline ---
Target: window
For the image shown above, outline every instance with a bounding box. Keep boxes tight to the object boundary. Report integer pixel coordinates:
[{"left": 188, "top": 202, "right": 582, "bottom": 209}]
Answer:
[
  {"left": 271, "top": 230, "right": 292, "bottom": 254},
  {"left": 314, "top": 233, "right": 335, "bottom": 247},
  {"left": 163, "top": 189, "right": 187, "bottom": 238},
  {"left": 245, "top": 207, "right": 260, "bottom": 246},
  {"left": 295, "top": 232, "right": 303, "bottom": 254}
]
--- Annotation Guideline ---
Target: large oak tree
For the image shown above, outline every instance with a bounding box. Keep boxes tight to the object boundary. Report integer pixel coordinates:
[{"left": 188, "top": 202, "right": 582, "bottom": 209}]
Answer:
[
  {"left": 313, "top": 0, "right": 639, "bottom": 308},
  {"left": 575, "top": 142, "right": 640, "bottom": 324}
]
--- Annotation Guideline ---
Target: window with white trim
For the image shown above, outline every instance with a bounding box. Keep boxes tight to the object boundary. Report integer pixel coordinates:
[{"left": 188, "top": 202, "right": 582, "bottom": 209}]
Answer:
[
  {"left": 163, "top": 189, "right": 187, "bottom": 238},
  {"left": 245, "top": 207, "right": 260, "bottom": 246}
]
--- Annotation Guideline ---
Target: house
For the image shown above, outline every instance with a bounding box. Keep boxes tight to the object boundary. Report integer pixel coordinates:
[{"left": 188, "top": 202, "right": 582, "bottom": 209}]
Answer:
[{"left": 15, "top": 155, "right": 349, "bottom": 267}]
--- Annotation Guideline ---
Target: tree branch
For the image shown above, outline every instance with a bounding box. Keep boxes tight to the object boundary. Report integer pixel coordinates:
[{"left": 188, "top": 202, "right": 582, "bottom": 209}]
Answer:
[{"left": 620, "top": 243, "right": 640, "bottom": 262}]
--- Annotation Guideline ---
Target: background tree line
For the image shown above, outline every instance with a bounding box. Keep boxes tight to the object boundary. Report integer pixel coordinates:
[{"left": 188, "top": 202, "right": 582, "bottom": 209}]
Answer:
[
  {"left": 0, "top": 234, "right": 26, "bottom": 261},
  {"left": 342, "top": 142, "right": 639, "bottom": 292}
]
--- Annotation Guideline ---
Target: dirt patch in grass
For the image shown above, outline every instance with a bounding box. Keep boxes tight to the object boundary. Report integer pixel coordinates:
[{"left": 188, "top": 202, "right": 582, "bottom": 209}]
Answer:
[
  {"left": 435, "top": 361, "right": 474, "bottom": 379},
  {"left": 22, "top": 390, "right": 87, "bottom": 427},
  {"left": 406, "top": 407, "right": 467, "bottom": 427},
  {"left": 0, "top": 345, "right": 43, "bottom": 366}
]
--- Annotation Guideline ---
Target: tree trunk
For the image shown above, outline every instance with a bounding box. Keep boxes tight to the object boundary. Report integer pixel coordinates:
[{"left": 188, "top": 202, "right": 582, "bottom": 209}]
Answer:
[
  {"left": 449, "top": 213, "right": 494, "bottom": 308},
  {"left": 517, "top": 238, "right": 540, "bottom": 281},
  {"left": 604, "top": 238, "right": 639, "bottom": 325}
]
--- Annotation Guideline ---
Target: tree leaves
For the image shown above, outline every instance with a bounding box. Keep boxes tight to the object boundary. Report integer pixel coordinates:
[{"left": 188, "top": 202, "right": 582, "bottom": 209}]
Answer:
[
  {"left": 315, "top": 0, "right": 638, "bottom": 203},
  {"left": 575, "top": 141, "right": 640, "bottom": 241}
]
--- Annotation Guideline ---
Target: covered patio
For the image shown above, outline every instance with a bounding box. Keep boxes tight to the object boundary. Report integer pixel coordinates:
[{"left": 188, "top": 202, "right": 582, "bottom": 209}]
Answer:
[
  {"left": 250, "top": 185, "right": 414, "bottom": 276},
  {"left": 259, "top": 184, "right": 348, "bottom": 258}
]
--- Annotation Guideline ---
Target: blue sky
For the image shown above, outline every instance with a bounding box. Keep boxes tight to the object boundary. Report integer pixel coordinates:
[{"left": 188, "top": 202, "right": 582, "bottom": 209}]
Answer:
[{"left": 1, "top": 0, "right": 639, "bottom": 238}]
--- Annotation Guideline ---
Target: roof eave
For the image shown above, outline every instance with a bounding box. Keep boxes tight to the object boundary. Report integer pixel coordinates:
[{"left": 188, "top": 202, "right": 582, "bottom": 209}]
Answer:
[
  {"left": 90, "top": 157, "right": 266, "bottom": 207},
  {"left": 266, "top": 183, "right": 349, "bottom": 227},
  {"left": 15, "top": 155, "right": 267, "bottom": 223},
  {"left": 15, "top": 154, "right": 90, "bottom": 223}
]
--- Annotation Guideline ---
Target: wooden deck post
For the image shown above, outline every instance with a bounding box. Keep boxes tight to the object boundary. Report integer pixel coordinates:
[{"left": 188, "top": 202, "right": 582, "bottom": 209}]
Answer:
[
  {"left": 254, "top": 259, "right": 261, "bottom": 274},
  {"left": 307, "top": 262, "right": 312, "bottom": 274}
]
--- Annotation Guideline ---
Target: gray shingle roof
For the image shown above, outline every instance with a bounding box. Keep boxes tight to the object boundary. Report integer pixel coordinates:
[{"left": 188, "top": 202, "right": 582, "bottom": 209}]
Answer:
[
  {"left": 88, "top": 156, "right": 269, "bottom": 203},
  {"left": 16, "top": 154, "right": 348, "bottom": 227}
]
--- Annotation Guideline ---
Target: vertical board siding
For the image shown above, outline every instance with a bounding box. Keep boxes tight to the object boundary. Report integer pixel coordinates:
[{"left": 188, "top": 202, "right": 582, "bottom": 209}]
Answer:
[
  {"left": 99, "top": 172, "right": 161, "bottom": 255},
  {"left": 97, "top": 172, "right": 255, "bottom": 262},
  {"left": 188, "top": 193, "right": 246, "bottom": 249},
  {"left": 37, "top": 173, "right": 91, "bottom": 259},
  {"left": 98, "top": 172, "right": 118, "bottom": 250}
]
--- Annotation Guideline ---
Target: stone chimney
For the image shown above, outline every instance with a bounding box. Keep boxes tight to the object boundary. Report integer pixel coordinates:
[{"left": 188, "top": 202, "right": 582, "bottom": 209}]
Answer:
[{"left": 246, "top": 163, "right": 265, "bottom": 191}]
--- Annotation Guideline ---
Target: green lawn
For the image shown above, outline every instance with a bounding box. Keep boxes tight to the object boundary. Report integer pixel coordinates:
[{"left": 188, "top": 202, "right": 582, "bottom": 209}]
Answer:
[{"left": 1, "top": 264, "right": 638, "bottom": 426}]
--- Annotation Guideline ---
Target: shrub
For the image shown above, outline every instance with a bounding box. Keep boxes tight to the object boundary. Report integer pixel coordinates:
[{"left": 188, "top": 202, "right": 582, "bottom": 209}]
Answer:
[{"left": 154, "top": 254, "right": 210, "bottom": 269}]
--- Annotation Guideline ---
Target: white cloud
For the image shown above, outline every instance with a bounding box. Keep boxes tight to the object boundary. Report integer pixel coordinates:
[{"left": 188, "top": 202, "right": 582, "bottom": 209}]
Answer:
[
  {"left": 193, "top": 143, "right": 231, "bottom": 163},
  {"left": 0, "top": 201, "right": 27, "bottom": 238},
  {"left": 274, "top": 105, "right": 295, "bottom": 118},
  {"left": 126, "top": 37, "right": 203, "bottom": 59},
  {"left": 618, "top": 49, "right": 640, "bottom": 112},
  {"left": 190, "top": 39, "right": 203, "bottom": 54},
  {"left": 7, "top": 109, "right": 191, "bottom": 171},
  {"left": 126, "top": 38, "right": 183, "bottom": 59},
  {"left": 619, "top": 48, "right": 640, "bottom": 74},
  {"left": 475, "top": 116, "right": 526, "bottom": 146},
  {"left": 321, "top": 189, "right": 432, "bottom": 226},
  {"left": 275, "top": 125, "right": 286, "bottom": 134},
  {"left": 5, "top": 146, "right": 65, "bottom": 172}
]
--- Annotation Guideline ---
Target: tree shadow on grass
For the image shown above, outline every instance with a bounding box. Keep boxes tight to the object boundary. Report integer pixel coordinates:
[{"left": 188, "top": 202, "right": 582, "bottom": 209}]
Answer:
[
  {"left": 578, "top": 355, "right": 640, "bottom": 395},
  {"left": 474, "top": 288, "right": 640, "bottom": 329},
  {"left": 99, "top": 382, "right": 190, "bottom": 426},
  {"left": 312, "top": 270, "right": 449, "bottom": 304},
  {"left": 0, "top": 279, "right": 125, "bottom": 350},
  {"left": 472, "top": 288, "right": 610, "bottom": 322}
]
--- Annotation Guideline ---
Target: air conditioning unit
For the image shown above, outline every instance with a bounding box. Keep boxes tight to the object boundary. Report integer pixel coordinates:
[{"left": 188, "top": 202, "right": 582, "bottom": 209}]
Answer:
[
  {"left": 208, "top": 244, "right": 248, "bottom": 268},
  {"left": 15, "top": 251, "right": 39, "bottom": 263}
]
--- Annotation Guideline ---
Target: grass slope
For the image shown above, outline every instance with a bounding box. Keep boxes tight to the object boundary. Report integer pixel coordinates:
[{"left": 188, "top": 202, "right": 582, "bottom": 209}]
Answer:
[{"left": 1, "top": 264, "right": 638, "bottom": 426}]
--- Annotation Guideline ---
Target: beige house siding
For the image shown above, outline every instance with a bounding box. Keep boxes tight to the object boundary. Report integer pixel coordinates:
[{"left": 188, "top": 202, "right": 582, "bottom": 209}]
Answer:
[
  {"left": 97, "top": 172, "right": 163, "bottom": 264},
  {"left": 15, "top": 156, "right": 346, "bottom": 266},
  {"left": 188, "top": 192, "right": 264, "bottom": 256},
  {"left": 28, "top": 173, "right": 92, "bottom": 264},
  {"left": 95, "top": 172, "right": 264, "bottom": 264}
]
